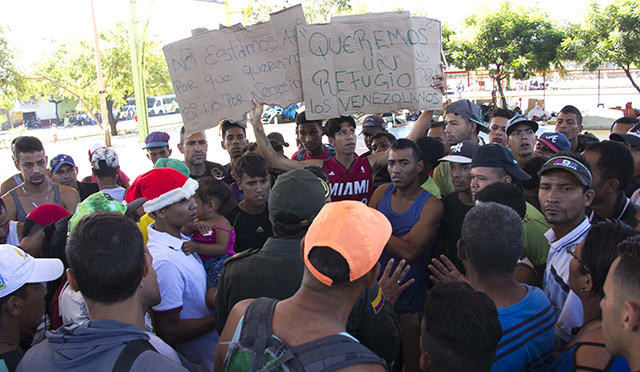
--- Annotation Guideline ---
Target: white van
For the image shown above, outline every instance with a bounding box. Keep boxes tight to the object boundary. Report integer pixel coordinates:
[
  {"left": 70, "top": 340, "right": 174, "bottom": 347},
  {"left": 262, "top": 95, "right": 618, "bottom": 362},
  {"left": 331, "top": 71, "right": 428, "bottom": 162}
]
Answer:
[{"left": 147, "top": 95, "right": 179, "bottom": 116}]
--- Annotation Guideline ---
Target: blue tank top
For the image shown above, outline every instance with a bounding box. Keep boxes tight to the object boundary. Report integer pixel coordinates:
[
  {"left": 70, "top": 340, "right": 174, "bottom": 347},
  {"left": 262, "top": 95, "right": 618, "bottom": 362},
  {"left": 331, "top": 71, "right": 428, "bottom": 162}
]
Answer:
[
  {"left": 545, "top": 337, "right": 630, "bottom": 372},
  {"left": 377, "top": 184, "right": 435, "bottom": 313}
]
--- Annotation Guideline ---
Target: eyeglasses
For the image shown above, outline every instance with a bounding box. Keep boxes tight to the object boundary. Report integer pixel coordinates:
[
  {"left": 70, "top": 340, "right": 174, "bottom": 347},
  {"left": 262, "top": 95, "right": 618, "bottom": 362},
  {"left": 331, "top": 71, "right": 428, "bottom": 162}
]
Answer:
[{"left": 566, "top": 244, "right": 590, "bottom": 274}]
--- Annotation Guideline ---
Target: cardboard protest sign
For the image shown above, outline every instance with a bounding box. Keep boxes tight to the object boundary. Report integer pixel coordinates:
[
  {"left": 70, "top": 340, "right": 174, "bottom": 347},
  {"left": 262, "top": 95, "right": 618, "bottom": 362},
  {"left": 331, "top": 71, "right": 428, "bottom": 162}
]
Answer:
[
  {"left": 296, "top": 12, "right": 442, "bottom": 120},
  {"left": 163, "top": 5, "right": 306, "bottom": 133}
]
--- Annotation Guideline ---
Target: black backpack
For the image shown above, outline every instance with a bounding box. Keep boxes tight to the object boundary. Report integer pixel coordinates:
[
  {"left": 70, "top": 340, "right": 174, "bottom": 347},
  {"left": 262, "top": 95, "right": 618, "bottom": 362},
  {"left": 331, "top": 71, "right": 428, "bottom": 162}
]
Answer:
[{"left": 220, "top": 297, "right": 388, "bottom": 372}]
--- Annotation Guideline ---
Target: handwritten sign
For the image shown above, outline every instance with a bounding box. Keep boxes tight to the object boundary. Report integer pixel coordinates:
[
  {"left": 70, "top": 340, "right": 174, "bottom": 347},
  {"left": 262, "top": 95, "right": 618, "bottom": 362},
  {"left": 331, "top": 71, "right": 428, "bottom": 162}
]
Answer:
[
  {"left": 296, "top": 12, "right": 442, "bottom": 120},
  {"left": 163, "top": 5, "right": 306, "bottom": 134}
]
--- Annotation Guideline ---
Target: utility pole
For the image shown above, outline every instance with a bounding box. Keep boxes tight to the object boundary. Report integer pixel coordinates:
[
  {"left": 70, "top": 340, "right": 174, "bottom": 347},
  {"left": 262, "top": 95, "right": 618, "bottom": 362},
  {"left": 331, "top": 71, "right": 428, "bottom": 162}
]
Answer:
[
  {"left": 128, "top": 0, "right": 149, "bottom": 142},
  {"left": 90, "top": 0, "right": 111, "bottom": 146}
]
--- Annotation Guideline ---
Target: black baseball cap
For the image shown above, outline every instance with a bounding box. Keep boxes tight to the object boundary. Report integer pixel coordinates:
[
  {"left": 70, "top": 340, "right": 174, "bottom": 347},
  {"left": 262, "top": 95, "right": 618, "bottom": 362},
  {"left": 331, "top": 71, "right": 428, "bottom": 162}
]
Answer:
[
  {"left": 506, "top": 114, "right": 538, "bottom": 136},
  {"left": 471, "top": 144, "right": 531, "bottom": 180},
  {"left": 538, "top": 156, "right": 592, "bottom": 188},
  {"left": 610, "top": 123, "right": 640, "bottom": 147},
  {"left": 439, "top": 140, "right": 479, "bottom": 163}
]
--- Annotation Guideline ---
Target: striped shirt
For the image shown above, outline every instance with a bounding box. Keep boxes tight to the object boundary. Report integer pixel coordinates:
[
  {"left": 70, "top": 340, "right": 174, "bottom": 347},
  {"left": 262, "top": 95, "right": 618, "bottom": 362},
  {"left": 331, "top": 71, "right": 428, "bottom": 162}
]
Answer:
[
  {"left": 492, "top": 285, "right": 556, "bottom": 372},
  {"left": 543, "top": 217, "right": 591, "bottom": 347}
]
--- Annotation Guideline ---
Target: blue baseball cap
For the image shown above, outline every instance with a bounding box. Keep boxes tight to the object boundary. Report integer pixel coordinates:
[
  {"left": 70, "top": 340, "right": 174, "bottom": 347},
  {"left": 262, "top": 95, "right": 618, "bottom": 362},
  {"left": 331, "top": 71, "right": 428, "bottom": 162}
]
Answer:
[
  {"left": 538, "top": 132, "right": 570, "bottom": 153},
  {"left": 143, "top": 131, "right": 170, "bottom": 149},
  {"left": 49, "top": 154, "right": 76, "bottom": 173}
]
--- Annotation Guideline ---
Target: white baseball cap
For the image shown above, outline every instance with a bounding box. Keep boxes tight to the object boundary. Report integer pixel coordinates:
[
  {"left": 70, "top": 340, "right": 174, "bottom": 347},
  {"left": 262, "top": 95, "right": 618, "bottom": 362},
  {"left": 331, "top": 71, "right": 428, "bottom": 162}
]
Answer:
[{"left": 0, "top": 245, "right": 64, "bottom": 298}]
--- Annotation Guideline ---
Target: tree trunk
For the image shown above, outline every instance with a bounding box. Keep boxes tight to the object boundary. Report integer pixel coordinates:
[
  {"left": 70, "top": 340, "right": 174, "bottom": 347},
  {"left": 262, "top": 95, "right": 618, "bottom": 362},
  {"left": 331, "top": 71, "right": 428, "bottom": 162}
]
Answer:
[
  {"left": 623, "top": 66, "right": 640, "bottom": 94},
  {"left": 496, "top": 75, "right": 508, "bottom": 108},
  {"left": 106, "top": 100, "right": 119, "bottom": 136}
]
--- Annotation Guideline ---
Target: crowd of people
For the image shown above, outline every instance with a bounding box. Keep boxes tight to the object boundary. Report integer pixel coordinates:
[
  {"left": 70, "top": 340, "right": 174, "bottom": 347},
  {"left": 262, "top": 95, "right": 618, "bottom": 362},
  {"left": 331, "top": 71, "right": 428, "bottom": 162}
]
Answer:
[{"left": 1, "top": 88, "right": 640, "bottom": 372}]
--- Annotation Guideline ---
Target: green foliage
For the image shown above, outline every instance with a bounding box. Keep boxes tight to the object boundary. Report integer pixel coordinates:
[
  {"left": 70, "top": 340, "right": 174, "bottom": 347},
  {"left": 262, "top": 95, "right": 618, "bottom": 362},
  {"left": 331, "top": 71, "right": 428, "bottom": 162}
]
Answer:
[
  {"left": 246, "top": 0, "right": 364, "bottom": 25},
  {"left": 562, "top": 0, "right": 640, "bottom": 93},
  {"left": 33, "top": 22, "right": 172, "bottom": 133},
  {"left": 0, "top": 27, "right": 28, "bottom": 110},
  {"left": 447, "top": 1, "right": 565, "bottom": 106}
]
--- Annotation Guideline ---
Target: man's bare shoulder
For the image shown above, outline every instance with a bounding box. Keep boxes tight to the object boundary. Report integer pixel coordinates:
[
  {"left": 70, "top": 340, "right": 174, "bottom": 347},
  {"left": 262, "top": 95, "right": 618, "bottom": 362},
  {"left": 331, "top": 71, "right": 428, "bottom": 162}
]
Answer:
[
  {"left": 58, "top": 183, "right": 79, "bottom": 195},
  {"left": 0, "top": 178, "right": 19, "bottom": 196},
  {"left": 1, "top": 183, "right": 20, "bottom": 199}
]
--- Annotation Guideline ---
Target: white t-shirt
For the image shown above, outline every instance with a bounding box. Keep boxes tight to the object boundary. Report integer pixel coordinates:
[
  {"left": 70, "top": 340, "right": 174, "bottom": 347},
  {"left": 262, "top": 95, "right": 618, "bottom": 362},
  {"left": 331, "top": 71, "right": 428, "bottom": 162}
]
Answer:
[
  {"left": 100, "top": 186, "right": 126, "bottom": 202},
  {"left": 147, "top": 223, "right": 218, "bottom": 370},
  {"left": 544, "top": 217, "right": 590, "bottom": 347},
  {"left": 6, "top": 220, "right": 19, "bottom": 246}
]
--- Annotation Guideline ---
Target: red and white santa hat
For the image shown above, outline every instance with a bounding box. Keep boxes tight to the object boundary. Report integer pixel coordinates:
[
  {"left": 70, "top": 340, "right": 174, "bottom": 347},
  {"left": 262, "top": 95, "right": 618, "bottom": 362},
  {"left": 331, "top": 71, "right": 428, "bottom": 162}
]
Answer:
[{"left": 125, "top": 168, "right": 198, "bottom": 213}]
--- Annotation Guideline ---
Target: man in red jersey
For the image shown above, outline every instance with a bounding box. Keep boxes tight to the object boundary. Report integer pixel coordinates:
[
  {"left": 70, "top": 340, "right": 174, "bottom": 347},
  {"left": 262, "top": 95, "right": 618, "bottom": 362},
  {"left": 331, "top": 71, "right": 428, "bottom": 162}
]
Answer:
[{"left": 250, "top": 88, "right": 438, "bottom": 204}]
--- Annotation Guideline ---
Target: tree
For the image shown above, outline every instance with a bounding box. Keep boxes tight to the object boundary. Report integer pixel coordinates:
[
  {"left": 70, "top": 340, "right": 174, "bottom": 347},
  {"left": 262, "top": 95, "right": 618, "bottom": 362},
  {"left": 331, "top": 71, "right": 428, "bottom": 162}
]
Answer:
[
  {"left": 446, "top": 2, "right": 565, "bottom": 107},
  {"left": 33, "top": 22, "right": 172, "bottom": 135},
  {"left": 562, "top": 0, "right": 640, "bottom": 93},
  {"left": 0, "top": 27, "right": 28, "bottom": 111},
  {"left": 246, "top": 0, "right": 367, "bottom": 25}
]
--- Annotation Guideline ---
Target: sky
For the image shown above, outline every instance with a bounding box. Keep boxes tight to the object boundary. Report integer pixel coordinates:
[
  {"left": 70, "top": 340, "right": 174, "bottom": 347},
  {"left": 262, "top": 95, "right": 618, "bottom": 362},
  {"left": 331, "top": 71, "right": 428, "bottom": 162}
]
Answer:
[{"left": 0, "top": 0, "right": 611, "bottom": 70}]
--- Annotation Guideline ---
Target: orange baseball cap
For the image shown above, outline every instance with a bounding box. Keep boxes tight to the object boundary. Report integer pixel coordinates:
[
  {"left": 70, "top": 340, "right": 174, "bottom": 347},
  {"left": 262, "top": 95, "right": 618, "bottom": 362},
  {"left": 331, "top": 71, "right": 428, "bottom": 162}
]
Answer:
[{"left": 303, "top": 201, "right": 392, "bottom": 286}]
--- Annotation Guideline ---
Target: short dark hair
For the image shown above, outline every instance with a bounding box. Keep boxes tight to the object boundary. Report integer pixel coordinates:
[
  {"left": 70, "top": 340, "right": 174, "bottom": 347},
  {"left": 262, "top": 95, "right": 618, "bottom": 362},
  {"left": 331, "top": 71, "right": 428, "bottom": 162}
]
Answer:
[
  {"left": 40, "top": 216, "right": 72, "bottom": 313},
  {"left": 429, "top": 121, "right": 446, "bottom": 129},
  {"left": 610, "top": 116, "right": 639, "bottom": 132},
  {"left": 307, "top": 246, "right": 354, "bottom": 286},
  {"left": 474, "top": 183, "right": 526, "bottom": 219},
  {"left": 416, "top": 136, "right": 444, "bottom": 171},
  {"left": 560, "top": 105, "right": 583, "bottom": 125},
  {"left": 422, "top": 282, "right": 502, "bottom": 372},
  {"left": 491, "top": 108, "right": 515, "bottom": 121},
  {"left": 614, "top": 235, "right": 640, "bottom": 301},
  {"left": 235, "top": 152, "right": 268, "bottom": 180},
  {"left": 521, "top": 156, "right": 549, "bottom": 191},
  {"left": 221, "top": 120, "right": 246, "bottom": 138},
  {"left": 584, "top": 140, "right": 634, "bottom": 192},
  {"left": 580, "top": 220, "right": 639, "bottom": 299},
  {"left": 461, "top": 202, "right": 524, "bottom": 274},
  {"left": 295, "top": 111, "right": 323, "bottom": 128},
  {"left": 93, "top": 160, "right": 118, "bottom": 179},
  {"left": 14, "top": 136, "right": 44, "bottom": 156},
  {"left": 391, "top": 138, "right": 421, "bottom": 162},
  {"left": 66, "top": 211, "right": 145, "bottom": 303},
  {"left": 371, "top": 131, "right": 397, "bottom": 143},
  {"left": 179, "top": 126, "right": 207, "bottom": 145},
  {"left": 196, "top": 177, "right": 235, "bottom": 216},
  {"left": 22, "top": 220, "right": 44, "bottom": 239},
  {"left": 40, "top": 215, "right": 72, "bottom": 266},
  {"left": 325, "top": 116, "right": 356, "bottom": 138}
]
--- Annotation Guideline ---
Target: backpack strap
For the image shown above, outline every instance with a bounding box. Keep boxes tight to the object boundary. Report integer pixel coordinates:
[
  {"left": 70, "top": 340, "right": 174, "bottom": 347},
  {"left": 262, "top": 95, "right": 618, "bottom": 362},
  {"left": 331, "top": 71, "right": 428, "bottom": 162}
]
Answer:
[
  {"left": 111, "top": 339, "right": 156, "bottom": 372},
  {"left": 288, "top": 334, "right": 388, "bottom": 372},
  {"left": 237, "top": 297, "right": 281, "bottom": 372}
]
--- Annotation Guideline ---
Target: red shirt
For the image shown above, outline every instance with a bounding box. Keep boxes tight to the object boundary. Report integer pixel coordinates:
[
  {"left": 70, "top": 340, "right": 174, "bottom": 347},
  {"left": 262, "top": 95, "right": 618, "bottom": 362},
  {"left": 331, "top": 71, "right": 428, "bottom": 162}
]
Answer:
[{"left": 323, "top": 156, "right": 373, "bottom": 203}]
